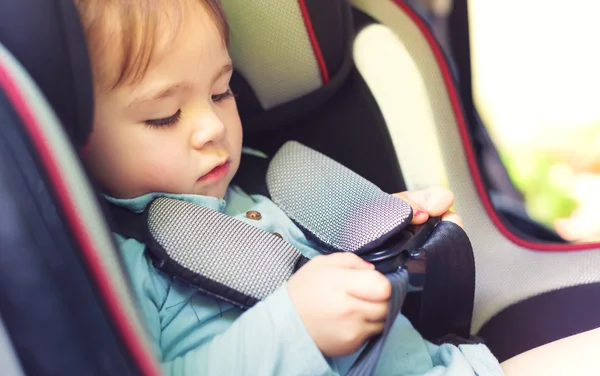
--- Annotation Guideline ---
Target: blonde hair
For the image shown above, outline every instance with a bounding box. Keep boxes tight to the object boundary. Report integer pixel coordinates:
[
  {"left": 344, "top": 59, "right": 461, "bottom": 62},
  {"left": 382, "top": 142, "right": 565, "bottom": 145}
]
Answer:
[{"left": 74, "top": 0, "right": 229, "bottom": 90}]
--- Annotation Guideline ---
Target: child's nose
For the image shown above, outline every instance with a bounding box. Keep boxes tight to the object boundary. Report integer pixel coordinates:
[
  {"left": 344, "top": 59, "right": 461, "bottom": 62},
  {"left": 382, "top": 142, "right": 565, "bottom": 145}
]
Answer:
[{"left": 190, "top": 110, "right": 226, "bottom": 149}]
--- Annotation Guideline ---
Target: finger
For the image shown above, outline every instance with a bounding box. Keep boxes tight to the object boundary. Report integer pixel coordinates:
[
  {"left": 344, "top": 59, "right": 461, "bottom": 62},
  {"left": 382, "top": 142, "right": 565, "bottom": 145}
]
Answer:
[
  {"left": 350, "top": 321, "right": 386, "bottom": 342},
  {"left": 395, "top": 189, "right": 427, "bottom": 204},
  {"left": 397, "top": 187, "right": 455, "bottom": 216},
  {"left": 344, "top": 270, "right": 392, "bottom": 302},
  {"left": 441, "top": 210, "right": 464, "bottom": 229},
  {"left": 363, "top": 321, "right": 386, "bottom": 337},
  {"left": 420, "top": 187, "right": 454, "bottom": 216},
  {"left": 393, "top": 192, "right": 428, "bottom": 224},
  {"left": 351, "top": 299, "right": 389, "bottom": 323},
  {"left": 316, "top": 253, "right": 374, "bottom": 270}
]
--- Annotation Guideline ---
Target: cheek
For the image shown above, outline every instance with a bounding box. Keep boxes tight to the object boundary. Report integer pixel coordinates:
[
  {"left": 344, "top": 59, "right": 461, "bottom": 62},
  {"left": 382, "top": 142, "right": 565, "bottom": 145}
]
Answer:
[
  {"left": 84, "top": 121, "right": 185, "bottom": 197},
  {"left": 117, "top": 136, "right": 186, "bottom": 191},
  {"left": 223, "top": 104, "right": 243, "bottom": 149},
  {"left": 84, "top": 124, "right": 125, "bottom": 177}
]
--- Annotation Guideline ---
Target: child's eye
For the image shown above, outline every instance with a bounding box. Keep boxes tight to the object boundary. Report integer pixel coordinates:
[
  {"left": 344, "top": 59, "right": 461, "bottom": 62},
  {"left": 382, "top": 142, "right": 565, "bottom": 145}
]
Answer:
[
  {"left": 144, "top": 110, "right": 181, "bottom": 128},
  {"left": 211, "top": 89, "right": 235, "bottom": 102}
]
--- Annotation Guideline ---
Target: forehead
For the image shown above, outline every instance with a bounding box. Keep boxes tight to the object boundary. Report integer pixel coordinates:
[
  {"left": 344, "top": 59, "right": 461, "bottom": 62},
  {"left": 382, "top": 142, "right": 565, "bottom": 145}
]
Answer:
[
  {"left": 103, "top": 10, "right": 232, "bottom": 108},
  {"left": 92, "top": 0, "right": 228, "bottom": 92}
]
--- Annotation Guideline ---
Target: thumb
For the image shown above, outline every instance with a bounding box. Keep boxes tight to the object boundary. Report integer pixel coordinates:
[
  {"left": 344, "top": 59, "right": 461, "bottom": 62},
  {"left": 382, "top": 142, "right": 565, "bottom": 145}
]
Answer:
[
  {"left": 441, "top": 210, "right": 464, "bottom": 229},
  {"left": 393, "top": 192, "right": 428, "bottom": 224}
]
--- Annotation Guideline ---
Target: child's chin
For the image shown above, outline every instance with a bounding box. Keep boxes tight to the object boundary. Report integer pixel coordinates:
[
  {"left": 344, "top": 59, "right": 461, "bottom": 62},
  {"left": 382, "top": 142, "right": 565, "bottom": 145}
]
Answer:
[{"left": 194, "top": 184, "right": 228, "bottom": 199}]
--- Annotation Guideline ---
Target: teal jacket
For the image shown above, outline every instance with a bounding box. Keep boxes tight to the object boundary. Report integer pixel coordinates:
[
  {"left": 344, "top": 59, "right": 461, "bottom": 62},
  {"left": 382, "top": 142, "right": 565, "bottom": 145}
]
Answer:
[{"left": 108, "top": 186, "right": 504, "bottom": 376}]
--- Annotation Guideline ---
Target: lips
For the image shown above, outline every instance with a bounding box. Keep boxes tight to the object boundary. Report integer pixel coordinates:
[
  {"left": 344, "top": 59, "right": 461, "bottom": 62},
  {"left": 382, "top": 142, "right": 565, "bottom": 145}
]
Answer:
[{"left": 198, "top": 160, "right": 231, "bottom": 182}]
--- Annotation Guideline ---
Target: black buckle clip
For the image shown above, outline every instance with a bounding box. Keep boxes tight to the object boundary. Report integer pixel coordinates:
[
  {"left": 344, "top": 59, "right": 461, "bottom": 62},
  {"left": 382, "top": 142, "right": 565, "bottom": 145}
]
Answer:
[{"left": 363, "top": 216, "right": 441, "bottom": 274}]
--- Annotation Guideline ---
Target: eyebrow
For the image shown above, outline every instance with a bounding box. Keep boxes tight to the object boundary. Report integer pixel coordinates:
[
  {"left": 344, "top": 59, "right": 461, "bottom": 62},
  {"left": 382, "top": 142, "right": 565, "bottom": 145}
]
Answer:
[
  {"left": 127, "top": 83, "right": 189, "bottom": 109},
  {"left": 127, "top": 62, "right": 234, "bottom": 109},
  {"left": 213, "top": 63, "right": 233, "bottom": 85}
]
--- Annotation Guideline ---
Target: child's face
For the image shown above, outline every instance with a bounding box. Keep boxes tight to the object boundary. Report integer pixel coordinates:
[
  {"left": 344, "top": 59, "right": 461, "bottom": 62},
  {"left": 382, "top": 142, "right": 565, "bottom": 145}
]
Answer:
[{"left": 83, "top": 6, "right": 242, "bottom": 199}]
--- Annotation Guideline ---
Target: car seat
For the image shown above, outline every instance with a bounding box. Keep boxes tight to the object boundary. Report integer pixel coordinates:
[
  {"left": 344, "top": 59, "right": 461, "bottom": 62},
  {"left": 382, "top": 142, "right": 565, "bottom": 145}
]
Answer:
[{"left": 1, "top": 0, "right": 600, "bottom": 373}]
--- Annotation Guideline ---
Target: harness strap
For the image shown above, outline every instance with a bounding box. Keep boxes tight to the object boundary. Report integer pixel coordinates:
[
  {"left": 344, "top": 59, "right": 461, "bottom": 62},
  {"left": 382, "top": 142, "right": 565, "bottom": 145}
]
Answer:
[
  {"left": 418, "top": 220, "right": 476, "bottom": 343},
  {"left": 109, "top": 201, "right": 476, "bottom": 375},
  {"left": 347, "top": 268, "right": 409, "bottom": 376},
  {"left": 108, "top": 203, "right": 146, "bottom": 243},
  {"left": 348, "top": 220, "right": 476, "bottom": 374},
  {"left": 106, "top": 142, "right": 478, "bottom": 375}
]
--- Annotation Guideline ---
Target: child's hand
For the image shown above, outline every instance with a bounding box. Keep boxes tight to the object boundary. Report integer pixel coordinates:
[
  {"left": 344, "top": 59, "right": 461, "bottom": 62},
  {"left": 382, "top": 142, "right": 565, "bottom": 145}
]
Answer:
[
  {"left": 287, "top": 253, "right": 391, "bottom": 357},
  {"left": 394, "top": 187, "right": 464, "bottom": 228}
]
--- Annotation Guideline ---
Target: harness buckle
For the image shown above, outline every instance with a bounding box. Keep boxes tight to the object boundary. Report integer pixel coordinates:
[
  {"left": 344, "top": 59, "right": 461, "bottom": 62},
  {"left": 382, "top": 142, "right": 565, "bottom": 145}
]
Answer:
[{"left": 363, "top": 216, "right": 441, "bottom": 274}]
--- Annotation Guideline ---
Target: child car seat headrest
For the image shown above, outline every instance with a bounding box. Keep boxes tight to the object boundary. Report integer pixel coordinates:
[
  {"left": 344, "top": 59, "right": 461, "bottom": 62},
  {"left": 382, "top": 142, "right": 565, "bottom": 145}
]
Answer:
[
  {"left": 224, "top": 0, "right": 354, "bottom": 132},
  {"left": 0, "top": 0, "right": 94, "bottom": 153}
]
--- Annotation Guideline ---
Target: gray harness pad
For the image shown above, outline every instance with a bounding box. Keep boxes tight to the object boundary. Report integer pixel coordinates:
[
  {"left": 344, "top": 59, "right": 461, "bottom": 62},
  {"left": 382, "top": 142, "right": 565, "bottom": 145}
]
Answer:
[
  {"left": 148, "top": 198, "right": 302, "bottom": 301},
  {"left": 267, "top": 141, "right": 413, "bottom": 254}
]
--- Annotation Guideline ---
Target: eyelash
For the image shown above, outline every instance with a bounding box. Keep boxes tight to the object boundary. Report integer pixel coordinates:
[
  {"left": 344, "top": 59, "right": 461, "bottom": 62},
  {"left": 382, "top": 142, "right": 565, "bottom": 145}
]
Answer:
[
  {"left": 144, "top": 89, "right": 235, "bottom": 128},
  {"left": 144, "top": 109, "right": 182, "bottom": 127},
  {"left": 212, "top": 88, "right": 235, "bottom": 102}
]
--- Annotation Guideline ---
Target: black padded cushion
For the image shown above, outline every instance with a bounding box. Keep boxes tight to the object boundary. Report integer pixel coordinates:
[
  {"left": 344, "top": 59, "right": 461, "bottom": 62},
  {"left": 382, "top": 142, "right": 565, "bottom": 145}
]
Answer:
[
  {"left": 478, "top": 283, "right": 600, "bottom": 362},
  {"left": 0, "top": 0, "right": 94, "bottom": 152}
]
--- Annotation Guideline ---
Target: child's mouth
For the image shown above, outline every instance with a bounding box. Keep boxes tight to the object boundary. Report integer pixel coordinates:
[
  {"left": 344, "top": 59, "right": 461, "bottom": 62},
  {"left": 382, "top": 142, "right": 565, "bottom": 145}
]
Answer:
[{"left": 198, "top": 161, "right": 230, "bottom": 183}]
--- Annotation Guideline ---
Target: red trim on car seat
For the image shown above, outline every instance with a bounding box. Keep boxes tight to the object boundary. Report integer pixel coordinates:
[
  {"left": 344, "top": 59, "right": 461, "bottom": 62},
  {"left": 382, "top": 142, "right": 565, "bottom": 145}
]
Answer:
[
  {"left": 390, "top": 0, "right": 600, "bottom": 251},
  {"left": 297, "top": 0, "right": 330, "bottom": 84},
  {"left": 79, "top": 139, "right": 91, "bottom": 156},
  {"left": 0, "top": 66, "right": 161, "bottom": 375}
]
